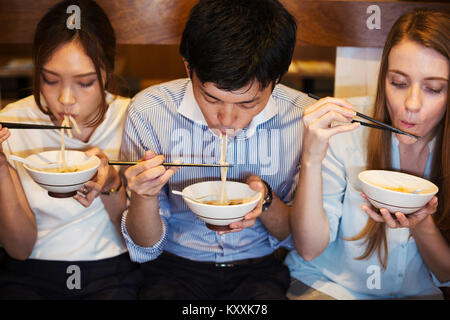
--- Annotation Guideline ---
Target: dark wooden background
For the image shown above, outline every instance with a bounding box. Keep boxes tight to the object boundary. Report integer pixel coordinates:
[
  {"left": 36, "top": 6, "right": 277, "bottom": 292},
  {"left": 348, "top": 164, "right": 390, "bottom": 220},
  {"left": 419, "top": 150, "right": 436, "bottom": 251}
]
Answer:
[{"left": 0, "top": 0, "right": 449, "bottom": 47}]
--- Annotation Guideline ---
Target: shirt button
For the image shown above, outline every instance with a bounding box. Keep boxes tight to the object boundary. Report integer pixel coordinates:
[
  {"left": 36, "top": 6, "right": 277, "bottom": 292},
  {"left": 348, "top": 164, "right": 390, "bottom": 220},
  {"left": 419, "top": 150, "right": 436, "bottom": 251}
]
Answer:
[{"left": 398, "top": 273, "right": 403, "bottom": 277}]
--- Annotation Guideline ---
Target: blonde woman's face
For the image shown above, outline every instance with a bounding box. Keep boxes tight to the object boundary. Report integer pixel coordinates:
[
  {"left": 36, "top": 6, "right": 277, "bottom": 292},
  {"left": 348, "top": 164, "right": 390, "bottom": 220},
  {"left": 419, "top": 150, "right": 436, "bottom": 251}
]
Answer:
[
  {"left": 40, "top": 40, "right": 105, "bottom": 128},
  {"left": 385, "top": 39, "right": 448, "bottom": 144}
]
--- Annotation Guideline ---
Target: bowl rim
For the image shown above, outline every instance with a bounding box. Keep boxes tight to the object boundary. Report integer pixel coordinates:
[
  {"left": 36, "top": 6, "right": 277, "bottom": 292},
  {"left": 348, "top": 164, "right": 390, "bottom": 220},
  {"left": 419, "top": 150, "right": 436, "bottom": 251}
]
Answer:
[
  {"left": 358, "top": 169, "right": 439, "bottom": 196},
  {"left": 182, "top": 181, "right": 262, "bottom": 208},
  {"left": 23, "top": 150, "right": 101, "bottom": 175}
]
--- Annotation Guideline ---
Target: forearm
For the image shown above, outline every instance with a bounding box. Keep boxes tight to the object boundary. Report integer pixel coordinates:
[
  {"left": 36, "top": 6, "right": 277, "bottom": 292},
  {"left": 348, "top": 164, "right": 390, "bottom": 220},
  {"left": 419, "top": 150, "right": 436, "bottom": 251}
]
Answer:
[
  {"left": 290, "top": 160, "right": 330, "bottom": 261},
  {"left": 126, "top": 192, "right": 164, "bottom": 247},
  {"left": 101, "top": 175, "right": 127, "bottom": 232},
  {"left": 0, "top": 165, "right": 36, "bottom": 260},
  {"left": 412, "top": 215, "right": 450, "bottom": 282},
  {"left": 259, "top": 194, "right": 290, "bottom": 241}
]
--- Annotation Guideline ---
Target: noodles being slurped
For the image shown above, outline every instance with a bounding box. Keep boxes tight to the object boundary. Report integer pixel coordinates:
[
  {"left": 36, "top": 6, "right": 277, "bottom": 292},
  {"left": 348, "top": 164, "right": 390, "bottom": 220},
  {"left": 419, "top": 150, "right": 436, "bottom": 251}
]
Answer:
[
  {"left": 55, "top": 115, "right": 81, "bottom": 172},
  {"left": 219, "top": 133, "right": 229, "bottom": 205}
]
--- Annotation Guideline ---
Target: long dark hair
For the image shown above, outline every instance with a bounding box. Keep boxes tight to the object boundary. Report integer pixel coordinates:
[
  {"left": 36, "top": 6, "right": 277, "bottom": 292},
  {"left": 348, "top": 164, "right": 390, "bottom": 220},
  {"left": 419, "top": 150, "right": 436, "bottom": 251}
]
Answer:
[
  {"left": 348, "top": 9, "right": 450, "bottom": 269},
  {"left": 32, "top": 0, "right": 117, "bottom": 127}
]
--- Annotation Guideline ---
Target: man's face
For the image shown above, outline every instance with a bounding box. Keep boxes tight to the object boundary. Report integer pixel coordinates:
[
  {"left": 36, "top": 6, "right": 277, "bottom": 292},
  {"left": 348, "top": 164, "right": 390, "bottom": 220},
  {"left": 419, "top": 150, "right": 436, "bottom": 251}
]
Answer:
[{"left": 190, "top": 71, "right": 273, "bottom": 136}]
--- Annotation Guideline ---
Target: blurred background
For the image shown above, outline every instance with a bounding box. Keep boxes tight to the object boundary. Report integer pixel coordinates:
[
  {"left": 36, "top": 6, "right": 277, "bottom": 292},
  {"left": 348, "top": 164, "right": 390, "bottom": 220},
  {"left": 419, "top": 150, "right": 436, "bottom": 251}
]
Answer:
[{"left": 0, "top": 0, "right": 448, "bottom": 108}]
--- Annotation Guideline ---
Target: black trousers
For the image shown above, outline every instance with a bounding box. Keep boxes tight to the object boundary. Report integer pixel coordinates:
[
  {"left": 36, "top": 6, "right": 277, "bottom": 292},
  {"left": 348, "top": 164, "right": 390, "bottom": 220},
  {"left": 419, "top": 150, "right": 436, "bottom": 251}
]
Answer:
[
  {"left": 139, "top": 251, "right": 290, "bottom": 300},
  {"left": 0, "top": 250, "right": 142, "bottom": 300}
]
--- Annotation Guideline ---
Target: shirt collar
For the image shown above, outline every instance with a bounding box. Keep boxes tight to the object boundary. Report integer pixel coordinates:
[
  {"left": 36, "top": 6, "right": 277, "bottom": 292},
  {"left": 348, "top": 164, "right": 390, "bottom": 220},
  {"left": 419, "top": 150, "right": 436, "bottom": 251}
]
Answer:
[{"left": 177, "top": 80, "right": 277, "bottom": 138}]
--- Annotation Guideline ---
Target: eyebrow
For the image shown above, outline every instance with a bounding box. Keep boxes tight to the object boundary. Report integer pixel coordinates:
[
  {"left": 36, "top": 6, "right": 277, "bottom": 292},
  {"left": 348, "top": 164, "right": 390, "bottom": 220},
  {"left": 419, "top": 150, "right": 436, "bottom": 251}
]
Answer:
[
  {"left": 42, "top": 68, "right": 97, "bottom": 78},
  {"left": 388, "top": 69, "right": 448, "bottom": 81},
  {"left": 201, "top": 87, "right": 259, "bottom": 104}
]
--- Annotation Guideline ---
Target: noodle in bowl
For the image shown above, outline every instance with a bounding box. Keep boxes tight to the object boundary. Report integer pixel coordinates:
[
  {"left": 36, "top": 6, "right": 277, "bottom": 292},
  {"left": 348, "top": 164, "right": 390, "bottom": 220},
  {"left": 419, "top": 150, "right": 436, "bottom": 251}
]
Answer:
[
  {"left": 181, "top": 181, "right": 262, "bottom": 231},
  {"left": 23, "top": 150, "right": 100, "bottom": 198}
]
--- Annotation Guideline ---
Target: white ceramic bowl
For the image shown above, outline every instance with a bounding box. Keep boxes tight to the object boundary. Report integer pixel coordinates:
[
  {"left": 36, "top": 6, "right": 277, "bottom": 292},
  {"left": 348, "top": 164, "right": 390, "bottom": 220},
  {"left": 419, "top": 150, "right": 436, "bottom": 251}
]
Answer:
[
  {"left": 358, "top": 170, "right": 438, "bottom": 214},
  {"left": 23, "top": 150, "right": 101, "bottom": 198},
  {"left": 181, "top": 181, "right": 262, "bottom": 230}
]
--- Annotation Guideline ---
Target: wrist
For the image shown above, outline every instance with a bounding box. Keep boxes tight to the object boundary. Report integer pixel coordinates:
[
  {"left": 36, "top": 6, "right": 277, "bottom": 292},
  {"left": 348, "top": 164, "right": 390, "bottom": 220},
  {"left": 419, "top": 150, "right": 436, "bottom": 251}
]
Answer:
[
  {"left": 301, "top": 156, "right": 323, "bottom": 170},
  {"left": 412, "top": 214, "right": 436, "bottom": 235},
  {"left": 101, "top": 173, "right": 123, "bottom": 195},
  {"left": 131, "top": 190, "right": 159, "bottom": 201},
  {"left": 261, "top": 180, "right": 273, "bottom": 212}
]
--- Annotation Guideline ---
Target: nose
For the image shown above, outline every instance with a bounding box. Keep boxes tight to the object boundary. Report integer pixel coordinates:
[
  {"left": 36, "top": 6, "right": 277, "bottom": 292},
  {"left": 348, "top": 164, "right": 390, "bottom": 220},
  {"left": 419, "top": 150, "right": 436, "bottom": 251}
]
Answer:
[
  {"left": 58, "top": 86, "right": 76, "bottom": 107},
  {"left": 404, "top": 83, "right": 422, "bottom": 113},
  {"left": 218, "top": 104, "right": 235, "bottom": 128}
]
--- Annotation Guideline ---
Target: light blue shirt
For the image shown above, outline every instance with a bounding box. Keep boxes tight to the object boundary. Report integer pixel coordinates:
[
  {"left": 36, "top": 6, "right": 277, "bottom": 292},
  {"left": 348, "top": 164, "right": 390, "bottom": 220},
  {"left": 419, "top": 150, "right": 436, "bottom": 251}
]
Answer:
[
  {"left": 120, "top": 79, "right": 315, "bottom": 263},
  {"left": 284, "top": 126, "right": 446, "bottom": 299}
]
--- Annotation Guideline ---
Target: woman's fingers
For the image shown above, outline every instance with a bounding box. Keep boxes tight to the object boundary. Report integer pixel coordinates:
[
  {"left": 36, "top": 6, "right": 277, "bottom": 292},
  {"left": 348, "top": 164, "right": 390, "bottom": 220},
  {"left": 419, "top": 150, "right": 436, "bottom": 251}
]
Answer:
[
  {"left": 0, "top": 126, "right": 11, "bottom": 146},
  {"left": 304, "top": 97, "right": 354, "bottom": 117},
  {"left": 301, "top": 98, "right": 359, "bottom": 164},
  {"left": 361, "top": 204, "right": 385, "bottom": 223},
  {"left": 361, "top": 196, "right": 439, "bottom": 229},
  {"left": 74, "top": 180, "right": 101, "bottom": 207}
]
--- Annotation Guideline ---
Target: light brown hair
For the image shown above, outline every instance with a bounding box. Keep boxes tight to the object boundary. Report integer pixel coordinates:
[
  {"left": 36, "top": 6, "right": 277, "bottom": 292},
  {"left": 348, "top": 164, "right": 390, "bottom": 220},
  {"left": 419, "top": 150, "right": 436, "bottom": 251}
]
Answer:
[{"left": 348, "top": 9, "right": 450, "bottom": 269}]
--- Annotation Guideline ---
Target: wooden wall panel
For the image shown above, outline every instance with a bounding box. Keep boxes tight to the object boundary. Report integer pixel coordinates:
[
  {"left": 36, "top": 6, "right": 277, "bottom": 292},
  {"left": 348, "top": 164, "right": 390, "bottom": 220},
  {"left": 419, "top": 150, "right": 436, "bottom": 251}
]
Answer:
[
  {"left": 283, "top": 1, "right": 450, "bottom": 47},
  {"left": 0, "top": 1, "right": 449, "bottom": 47}
]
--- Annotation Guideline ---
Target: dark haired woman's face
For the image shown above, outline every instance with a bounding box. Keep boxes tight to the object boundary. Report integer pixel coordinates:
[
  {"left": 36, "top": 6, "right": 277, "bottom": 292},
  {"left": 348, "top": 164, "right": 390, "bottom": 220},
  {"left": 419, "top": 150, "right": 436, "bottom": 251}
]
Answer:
[
  {"left": 40, "top": 40, "right": 105, "bottom": 137},
  {"left": 385, "top": 39, "right": 448, "bottom": 144}
]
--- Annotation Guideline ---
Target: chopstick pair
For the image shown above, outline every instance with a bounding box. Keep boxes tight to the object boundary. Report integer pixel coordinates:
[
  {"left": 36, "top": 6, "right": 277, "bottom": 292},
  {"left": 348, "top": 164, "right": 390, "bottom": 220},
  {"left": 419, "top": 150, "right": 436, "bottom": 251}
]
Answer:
[
  {"left": 108, "top": 160, "right": 233, "bottom": 168},
  {"left": 307, "top": 94, "right": 419, "bottom": 139},
  {"left": 0, "top": 121, "right": 71, "bottom": 130}
]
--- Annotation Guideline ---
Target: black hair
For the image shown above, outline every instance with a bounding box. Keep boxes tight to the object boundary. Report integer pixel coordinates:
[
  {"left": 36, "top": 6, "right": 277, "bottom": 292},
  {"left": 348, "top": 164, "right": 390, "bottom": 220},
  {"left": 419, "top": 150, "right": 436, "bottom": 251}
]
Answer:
[
  {"left": 180, "top": 0, "right": 297, "bottom": 91},
  {"left": 33, "top": 0, "right": 116, "bottom": 127}
]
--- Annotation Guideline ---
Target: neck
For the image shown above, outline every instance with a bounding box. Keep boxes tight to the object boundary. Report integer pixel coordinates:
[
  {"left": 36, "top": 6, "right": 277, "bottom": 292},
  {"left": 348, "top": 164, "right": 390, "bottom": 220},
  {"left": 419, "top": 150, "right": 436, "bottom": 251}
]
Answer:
[{"left": 398, "top": 138, "right": 431, "bottom": 177}]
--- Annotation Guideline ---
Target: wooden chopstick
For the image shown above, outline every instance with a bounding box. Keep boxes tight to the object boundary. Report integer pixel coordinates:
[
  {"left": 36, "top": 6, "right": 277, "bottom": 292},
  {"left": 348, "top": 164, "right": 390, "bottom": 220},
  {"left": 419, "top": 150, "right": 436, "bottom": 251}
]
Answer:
[
  {"left": 307, "top": 94, "right": 420, "bottom": 139},
  {"left": 0, "top": 122, "right": 72, "bottom": 130},
  {"left": 108, "top": 160, "right": 233, "bottom": 168}
]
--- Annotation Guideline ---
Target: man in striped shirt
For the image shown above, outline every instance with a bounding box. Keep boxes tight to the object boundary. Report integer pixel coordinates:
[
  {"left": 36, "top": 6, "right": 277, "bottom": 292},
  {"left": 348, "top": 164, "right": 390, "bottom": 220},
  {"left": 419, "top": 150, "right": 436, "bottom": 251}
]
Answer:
[{"left": 120, "top": 0, "right": 315, "bottom": 299}]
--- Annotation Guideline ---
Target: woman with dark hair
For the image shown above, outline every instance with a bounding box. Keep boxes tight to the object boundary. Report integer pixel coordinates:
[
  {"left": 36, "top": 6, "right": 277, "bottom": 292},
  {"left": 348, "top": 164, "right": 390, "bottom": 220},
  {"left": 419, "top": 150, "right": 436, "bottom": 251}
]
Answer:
[
  {"left": 0, "top": 0, "right": 140, "bottom": 299},
  {"left": 285, "top": 9, "right": 450, "bottom": 299}
]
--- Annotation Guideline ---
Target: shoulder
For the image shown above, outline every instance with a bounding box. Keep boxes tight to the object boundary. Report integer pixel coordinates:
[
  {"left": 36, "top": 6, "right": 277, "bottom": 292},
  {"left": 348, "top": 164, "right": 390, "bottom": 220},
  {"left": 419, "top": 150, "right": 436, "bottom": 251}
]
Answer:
[
  {"left": 0, "top": 95, "right": 40, "bottom": 117},
  {"left": 128, "top": 78, "right": 189, "bottom": 115},
  {"left": 328, "top": 125, "right": 369, "bottom": 164},
  {"left": 271, "top": 84, "right": 316, "bottom": 112},
  {"left": 107, "top": 94, "right": 131, "bottom": 115}
]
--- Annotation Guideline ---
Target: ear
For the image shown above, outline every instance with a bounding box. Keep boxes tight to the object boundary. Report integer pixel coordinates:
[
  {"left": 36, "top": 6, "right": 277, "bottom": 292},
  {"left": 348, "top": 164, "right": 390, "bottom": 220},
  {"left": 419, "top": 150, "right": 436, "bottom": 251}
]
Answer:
[{"left": 182, "top": 58, "right": 191, "bottom": 78}]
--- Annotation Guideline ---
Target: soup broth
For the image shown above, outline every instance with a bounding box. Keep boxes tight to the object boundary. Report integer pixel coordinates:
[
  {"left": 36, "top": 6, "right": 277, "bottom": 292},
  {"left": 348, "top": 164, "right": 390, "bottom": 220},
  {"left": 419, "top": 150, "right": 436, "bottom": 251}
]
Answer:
[
  {"left": 382, "top": 186, "right": 414, "bottom": 193},
  {"left": 37, "top": 161, "right": 92, "bottom": 173},
  {"left": 201, "top": 198, "right": 248, "bottom": 206}
]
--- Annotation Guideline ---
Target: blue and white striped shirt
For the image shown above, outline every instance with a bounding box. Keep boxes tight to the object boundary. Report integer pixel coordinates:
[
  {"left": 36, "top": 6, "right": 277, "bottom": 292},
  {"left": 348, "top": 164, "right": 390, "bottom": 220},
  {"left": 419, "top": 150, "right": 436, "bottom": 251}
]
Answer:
[{"left": 120, "top": 78, "right": 315, "bottom": 263}]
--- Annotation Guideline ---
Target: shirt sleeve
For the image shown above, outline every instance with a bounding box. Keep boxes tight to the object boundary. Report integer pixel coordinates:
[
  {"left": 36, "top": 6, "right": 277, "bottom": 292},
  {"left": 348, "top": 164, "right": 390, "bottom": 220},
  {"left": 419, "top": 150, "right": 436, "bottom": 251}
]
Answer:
[
  {"left": 119, "top": 95, "right": 172, "bottom": 263},
  {"left": 268, "top": 233, "right": 295, "bottom": 251},
  {"left": 431, "top": 272, "right": 450, "bottom": 287},
  {"left": 120, "top": 98, "right": 162, "bottom": 162},
  {"left": 121, "top": 209, "right": 168, "bottom": 263}
]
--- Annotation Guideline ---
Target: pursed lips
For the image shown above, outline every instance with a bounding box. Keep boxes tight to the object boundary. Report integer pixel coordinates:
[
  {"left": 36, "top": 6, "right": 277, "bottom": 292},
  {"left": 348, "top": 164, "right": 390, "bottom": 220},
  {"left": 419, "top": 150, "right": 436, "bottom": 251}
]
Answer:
[{"left": 399, "top": 120, "right": 418, "bottom": 129}]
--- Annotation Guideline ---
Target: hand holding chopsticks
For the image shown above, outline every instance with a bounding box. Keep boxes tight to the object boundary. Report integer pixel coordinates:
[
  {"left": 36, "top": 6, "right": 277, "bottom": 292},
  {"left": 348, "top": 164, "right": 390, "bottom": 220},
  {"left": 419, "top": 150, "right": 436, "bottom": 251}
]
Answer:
[{"left": 307, "top": 94, "right": 419, "bottom": 139}]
